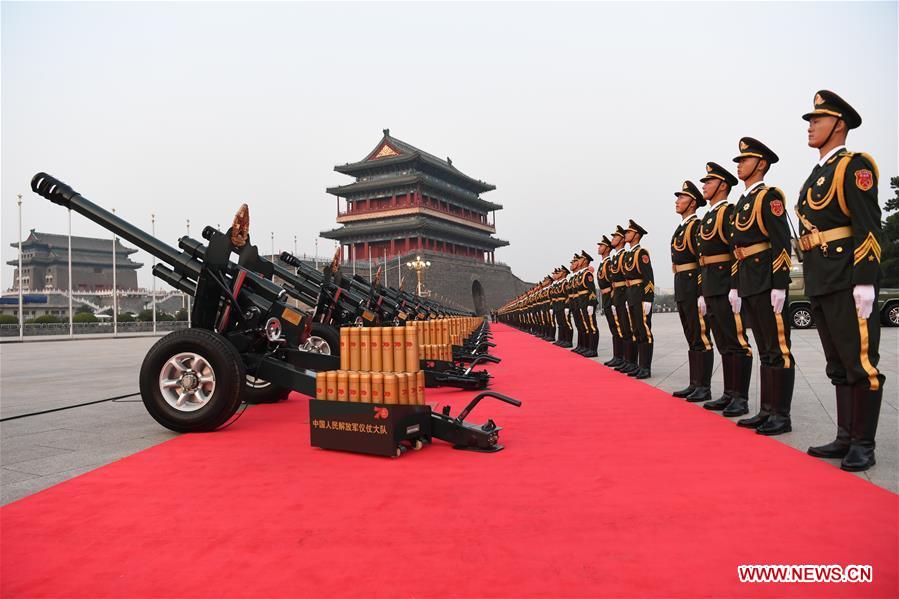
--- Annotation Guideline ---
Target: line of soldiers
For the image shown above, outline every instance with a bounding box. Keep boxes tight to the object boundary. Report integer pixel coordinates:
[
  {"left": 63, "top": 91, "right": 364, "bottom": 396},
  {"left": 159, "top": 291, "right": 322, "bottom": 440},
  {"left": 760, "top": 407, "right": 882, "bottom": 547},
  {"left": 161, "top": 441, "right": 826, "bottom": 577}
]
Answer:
[
  {"left": 668, "top": 90, "right": 884, "bottom": 472},
  {"left": 496, "top": 90, "right": 885, "bottom": 473},
  {"left": 496, "top": 219, "right": 656, "bottom": 379}
]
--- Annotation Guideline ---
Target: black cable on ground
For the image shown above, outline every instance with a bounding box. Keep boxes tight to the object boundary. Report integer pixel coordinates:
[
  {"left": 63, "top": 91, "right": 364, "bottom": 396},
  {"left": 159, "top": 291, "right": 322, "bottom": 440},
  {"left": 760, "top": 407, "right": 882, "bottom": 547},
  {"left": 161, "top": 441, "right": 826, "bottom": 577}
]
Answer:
[{"left": 0, "top": 392, "right": 141, "bottom": 422}]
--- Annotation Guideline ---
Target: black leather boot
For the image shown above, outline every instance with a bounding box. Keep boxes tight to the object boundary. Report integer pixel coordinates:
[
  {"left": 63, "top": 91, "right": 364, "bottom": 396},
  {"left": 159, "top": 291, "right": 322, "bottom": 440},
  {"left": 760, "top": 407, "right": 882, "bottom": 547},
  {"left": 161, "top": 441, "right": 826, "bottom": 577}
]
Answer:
[
  {"left": 738, "top": 365, "right": 772, "bottom": 428},
  {"left": 722, "top": 354, "right": 752, "bottom": 417},
  {"left": 604, "top": 337, "right": 621, "bottom": 366},
  {"left": 686, "top": 351, "right": 713, "bottom": 402},
  {"left": 619, "top": 342, "right": 640, "bottom": 374},
  {"left": 626, "top": 342, "right": 642, "bottom": 376},
  {"left": 702, "top": 354, "right": 733, "bottom": 408},
  {"left": 672, "top": 351, "right": 698, "bottom": 397},
  {"left": 808, "top": 385, "right": 853, "bottom": 458},
  {"left": 635, "top": 343, "right": 653, "bottom": 379},
  {"left": 840, "top": 386, "right": 882, "bottom": 472},
  {"left": 614, "top": 341, "right": 632, "bottom": 371},
  {"left": 757, "top": 367, "right": 794, "bottom": 435},
  {"left": 585, "top": 328, "right": 599, "bottom": 358}
]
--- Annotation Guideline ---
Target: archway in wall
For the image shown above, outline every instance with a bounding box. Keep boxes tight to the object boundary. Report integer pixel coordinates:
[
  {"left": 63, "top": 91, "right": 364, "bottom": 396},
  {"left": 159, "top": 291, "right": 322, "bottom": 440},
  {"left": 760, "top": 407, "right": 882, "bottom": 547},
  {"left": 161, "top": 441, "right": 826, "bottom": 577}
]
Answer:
[{"left": 471, "top": 280, "right": 487, "bottom": 315}]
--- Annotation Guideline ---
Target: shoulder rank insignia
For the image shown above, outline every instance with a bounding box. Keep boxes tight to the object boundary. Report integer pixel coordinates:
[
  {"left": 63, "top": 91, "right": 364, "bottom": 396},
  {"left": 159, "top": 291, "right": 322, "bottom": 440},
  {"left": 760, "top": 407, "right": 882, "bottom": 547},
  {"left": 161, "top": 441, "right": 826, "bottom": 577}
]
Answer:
[
  {"left": 855, "top": 169, "right": 873, "bottom": 191},
  {"left": 641, "top": 254, "right": 649, "bottom": 264},
  {"left": 770, "top": 199, "right": 784, "bottom": 216}
]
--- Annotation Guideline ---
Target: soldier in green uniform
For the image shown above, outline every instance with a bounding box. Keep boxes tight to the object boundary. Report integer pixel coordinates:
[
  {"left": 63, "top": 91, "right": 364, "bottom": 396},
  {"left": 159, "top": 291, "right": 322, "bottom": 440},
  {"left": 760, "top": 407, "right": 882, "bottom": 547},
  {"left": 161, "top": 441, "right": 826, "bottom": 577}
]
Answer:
[
  {"left": 622, "top": 220, "right": 655, "bottom": 379},
  {"left": 596, "top": 236, "right": 619, "bottom": 365},
  {"left": 552, "top": 265, "right": 573, "bottom": 347},
  {"left": 567, "top": 253, "right": 587, "bottom": 353},
  {"left": 799, "top": 90, "right": 885, "bottom": 471},
  {"left": 569, "top": 251, "right": 599, "bottom": 356},
  {"left": 580, "top": 250, "right": 600, "bottom": 357},
  {"left": 696, "top": 162, "right": 754, "bottom": 414},
  {"left": 609, "top": 225, "right": 637, "bottom": 372},
  {"left": 671, "top": 181, "right": 714, "bottom": 400},
  {"left": 730, "top": 137, "right": 796, "bottom": 435}
]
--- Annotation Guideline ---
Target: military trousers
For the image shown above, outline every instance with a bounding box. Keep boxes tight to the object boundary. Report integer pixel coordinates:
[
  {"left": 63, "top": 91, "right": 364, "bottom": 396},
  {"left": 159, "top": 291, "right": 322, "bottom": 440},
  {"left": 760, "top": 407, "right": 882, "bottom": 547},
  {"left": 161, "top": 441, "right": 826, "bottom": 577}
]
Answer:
[
  {"left": 742, "top": 291, "right": 794, "bottom": 369},
  {"left": 677, "top": 296, "right": 713, "bottom": 352},
  {"left": 811, "top": 289, "right": 885, "bottom": 390},
  {"left": 626, "top": 286, "right": 653, "bottom": 344},
  {"left": 602, "top": 299, "right": 620, "bottom": 338},
  {"left": 704, "top": 293, "right": 753, "bottom": 357},
  {"left": 612, "top": 289, "right": 633, "bottom": 341}
]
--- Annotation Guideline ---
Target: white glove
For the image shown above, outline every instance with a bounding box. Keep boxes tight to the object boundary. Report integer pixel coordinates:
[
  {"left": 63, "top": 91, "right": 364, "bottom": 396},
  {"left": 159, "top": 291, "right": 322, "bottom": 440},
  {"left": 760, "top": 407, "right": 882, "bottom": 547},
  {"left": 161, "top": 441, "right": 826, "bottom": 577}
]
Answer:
[
  {"left": 853, "top": 284, "right": 875, "bottom": 319},
  {"left": 697, "top": 296, "right": 706, "bottom": 317},
  {"left": 643, "top": 301, "right": 651, "bottom": 315},
  {"left": 728, "top": 289, "right": 742, "bottom": 314},
  {"left": 770, "top": 289, "right": 785, "bottom": 313},
  {"left": 548, "top": 308, "right": 553, "bottom": 317},
  {"left": 564, "top": 308, "right": 570, "bottom": 317},
  {"left": 587, "top": 305, "right": 594, "bottom": 316},
  {"left": 611, "top": 305, "right": 617, "bottom": 317}
]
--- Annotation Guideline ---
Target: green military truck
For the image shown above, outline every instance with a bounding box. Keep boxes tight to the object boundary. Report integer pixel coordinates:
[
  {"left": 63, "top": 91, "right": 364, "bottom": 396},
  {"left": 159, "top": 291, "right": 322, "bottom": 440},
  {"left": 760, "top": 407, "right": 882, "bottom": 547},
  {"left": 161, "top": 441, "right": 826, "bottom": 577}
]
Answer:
[{"left": 788, "top": 265, "right": 899, "bottom": 329}]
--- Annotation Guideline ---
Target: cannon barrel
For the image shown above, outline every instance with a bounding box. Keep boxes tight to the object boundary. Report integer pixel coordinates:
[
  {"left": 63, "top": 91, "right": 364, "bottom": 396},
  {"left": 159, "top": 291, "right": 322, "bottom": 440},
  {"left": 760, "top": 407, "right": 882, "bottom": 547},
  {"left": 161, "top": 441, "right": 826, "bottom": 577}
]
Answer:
[
  {"left": 31, "top": 173, "right": 202, "bottom": 279},
  {"left": 152, "top": 264, "right": 197, "bottom": 296}
]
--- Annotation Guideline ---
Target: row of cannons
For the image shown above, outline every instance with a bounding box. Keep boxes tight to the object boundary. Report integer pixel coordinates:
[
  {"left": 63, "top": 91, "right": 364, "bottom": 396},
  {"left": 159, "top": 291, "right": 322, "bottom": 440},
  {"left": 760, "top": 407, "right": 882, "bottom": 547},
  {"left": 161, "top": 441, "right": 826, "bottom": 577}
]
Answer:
[{"left": 31, "top": 173, "right": 520, "bottom": 456}]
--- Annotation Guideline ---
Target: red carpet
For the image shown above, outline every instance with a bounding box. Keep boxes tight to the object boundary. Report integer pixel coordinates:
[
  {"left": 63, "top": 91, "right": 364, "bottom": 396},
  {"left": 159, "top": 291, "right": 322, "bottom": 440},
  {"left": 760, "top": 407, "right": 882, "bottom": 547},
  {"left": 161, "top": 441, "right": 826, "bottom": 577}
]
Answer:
[{"left": 1, "top": 324, "right": 896, "bottom": 598}]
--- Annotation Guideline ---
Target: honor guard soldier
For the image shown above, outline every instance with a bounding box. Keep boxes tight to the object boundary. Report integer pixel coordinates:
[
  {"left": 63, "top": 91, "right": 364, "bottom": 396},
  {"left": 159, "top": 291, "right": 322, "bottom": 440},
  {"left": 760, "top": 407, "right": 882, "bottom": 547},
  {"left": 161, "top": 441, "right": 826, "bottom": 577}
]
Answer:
[
  {"left": 800, "top": 91, "right": 885, "bottom": 471},
  {"left": 622, "top": 220, "right": 654, "bottom": 378},
  {"left": 595, "top": 236, "right": 618, "bottom": 364},
  {"left": 538, "top": 275, "right": 554, "bottom": 340},
  {"left": 552, "top": 265, "right": 573, "bottom": 347},
  {"left": 671, "top": 181, "right": 714, "bottom": 401},
  {"left": 609, "top": 225, "right": 636, "bottom": 372},
  {"left": 731, "top": 137, "right": 796, "bottom": 435},
  {"left": 569, "top": 251, "right": 599, "bottom": 357},
  {"left": 696, "top": 161, "right": 754, "bottom": 415},
  {"left": 566, "top": 254, "right": 586, "bottom": 353}
]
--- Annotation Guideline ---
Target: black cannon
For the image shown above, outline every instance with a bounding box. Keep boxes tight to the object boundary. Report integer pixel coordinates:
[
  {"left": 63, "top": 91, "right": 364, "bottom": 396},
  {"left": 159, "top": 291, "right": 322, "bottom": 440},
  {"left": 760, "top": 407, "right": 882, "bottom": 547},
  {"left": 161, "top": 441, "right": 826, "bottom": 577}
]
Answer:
[
  {"left": 31, "top": 173, "right": 340, "bottom": 432},
  {"left": 30, "top": 173, "right": 520, "bottom": 453}
]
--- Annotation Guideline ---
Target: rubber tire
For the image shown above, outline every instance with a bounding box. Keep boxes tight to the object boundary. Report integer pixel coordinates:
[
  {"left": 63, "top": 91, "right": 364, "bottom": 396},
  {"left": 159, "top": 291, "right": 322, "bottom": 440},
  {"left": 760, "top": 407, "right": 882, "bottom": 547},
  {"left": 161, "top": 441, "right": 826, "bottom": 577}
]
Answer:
[
  {"left": 139, "top": 329, "right": 246, "bottom": 433},
  {"left": 242, "top": 378, "right": 292, "bottom": 404},
  {"left": 881, "top": 302, "right": 899, "bottom": 327},
  {"left": 305, "top": 322, "right": 340, "bottom": 356},
  {"left": 790, "top": 305, "right": 814, "bottom": 329}
]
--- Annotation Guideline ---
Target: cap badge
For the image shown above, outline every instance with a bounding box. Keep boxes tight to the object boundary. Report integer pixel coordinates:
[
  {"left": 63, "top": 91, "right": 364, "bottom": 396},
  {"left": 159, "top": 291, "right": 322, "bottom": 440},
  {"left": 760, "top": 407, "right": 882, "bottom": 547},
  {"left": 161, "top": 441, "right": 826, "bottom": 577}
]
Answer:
[
  {"left": 706, "top": 164, "right": 712, "bottom": 172},
  {"left": 814, "top": 93, "right": 825, "bottom": 106},
  {"left": 740, "top": 141, "right": 749, "bottom": 151}
]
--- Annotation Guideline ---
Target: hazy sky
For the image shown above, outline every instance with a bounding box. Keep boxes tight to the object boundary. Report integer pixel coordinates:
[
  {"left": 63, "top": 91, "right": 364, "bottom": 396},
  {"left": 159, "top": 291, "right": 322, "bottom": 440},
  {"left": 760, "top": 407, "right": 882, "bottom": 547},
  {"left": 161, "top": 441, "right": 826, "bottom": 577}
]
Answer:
[{"left": 2, "top": 1, "right": 897, "bottom": 292}]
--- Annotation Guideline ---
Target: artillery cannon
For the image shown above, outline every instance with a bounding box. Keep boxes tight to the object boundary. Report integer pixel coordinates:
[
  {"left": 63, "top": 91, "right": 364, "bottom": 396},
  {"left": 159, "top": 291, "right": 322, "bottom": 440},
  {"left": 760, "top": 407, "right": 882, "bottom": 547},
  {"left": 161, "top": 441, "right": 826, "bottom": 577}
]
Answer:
[{"left": 30, "top": 173, "right": 519, "bottom": 453}]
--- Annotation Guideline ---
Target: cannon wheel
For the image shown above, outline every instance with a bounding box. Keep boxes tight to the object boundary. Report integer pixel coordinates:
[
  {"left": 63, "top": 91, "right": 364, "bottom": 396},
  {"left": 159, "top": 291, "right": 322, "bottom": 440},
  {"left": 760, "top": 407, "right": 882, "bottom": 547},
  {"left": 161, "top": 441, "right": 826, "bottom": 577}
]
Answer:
[
  {"left": 140, "top": 329, "right": 246, "bottom": 432},
  {"left": 241, "top": 322, "right": 340, "bottom": 404}
]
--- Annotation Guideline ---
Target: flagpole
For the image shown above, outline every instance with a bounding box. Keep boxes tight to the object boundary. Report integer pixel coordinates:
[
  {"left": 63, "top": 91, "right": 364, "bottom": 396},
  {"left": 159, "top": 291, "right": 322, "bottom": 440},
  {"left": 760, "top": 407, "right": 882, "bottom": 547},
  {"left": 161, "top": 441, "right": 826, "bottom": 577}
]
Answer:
[
  {"left": 151, "top": 213, "right": 157, "bottom": 334},
  {"left": 17, "top": 193, "right": 23, "bottom": 340},
  {"left": 68, "top": 209, "right": 73, "bottom": 337},
  {"left": 112, "top": 208, "right": 118, "bottom": 337},
  {"left": 186, "top": 218, "right": 191, "bottom": 327}
]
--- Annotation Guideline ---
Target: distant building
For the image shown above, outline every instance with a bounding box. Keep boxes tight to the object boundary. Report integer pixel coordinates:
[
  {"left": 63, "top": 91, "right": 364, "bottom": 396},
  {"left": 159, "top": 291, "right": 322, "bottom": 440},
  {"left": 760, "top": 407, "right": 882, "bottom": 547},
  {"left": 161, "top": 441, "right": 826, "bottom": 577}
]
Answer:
[
  {"left": 322, "top": 129, "right": 509, "bottom": 263},
  {"left": 320, "top": 131, "right": 530, "bottom": 312},
  {"left": 7, "top": 230, "right": 142, "bottom": 292}
]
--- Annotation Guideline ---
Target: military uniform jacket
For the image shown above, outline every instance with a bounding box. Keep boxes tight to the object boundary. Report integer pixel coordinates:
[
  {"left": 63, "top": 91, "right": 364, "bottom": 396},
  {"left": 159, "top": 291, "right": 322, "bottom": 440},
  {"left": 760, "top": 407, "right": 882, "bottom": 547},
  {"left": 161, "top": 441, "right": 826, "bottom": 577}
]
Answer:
[
  {"left": 569, "top": 267, "right": 598, "bottom": 308},
  {"left": 797, "top": 150, "right": 882, "bottom": 297},
  {"left": 621, "top": 245, "right": 655, "bottom": 302},
  {"left": 597, "top": 258, "right": 613, "bottom": 308},
  {"left": 609, "top": 251, "right": 627, "bottom": 298},
  {"left": 730, "top": 184, "right": 792, "bottom": 296},
  {"left": 671, "top": 215, "right": 702, "bottom": 302},
  {"left": 697, "top": 201, "right": 735, "bottom": 297}
]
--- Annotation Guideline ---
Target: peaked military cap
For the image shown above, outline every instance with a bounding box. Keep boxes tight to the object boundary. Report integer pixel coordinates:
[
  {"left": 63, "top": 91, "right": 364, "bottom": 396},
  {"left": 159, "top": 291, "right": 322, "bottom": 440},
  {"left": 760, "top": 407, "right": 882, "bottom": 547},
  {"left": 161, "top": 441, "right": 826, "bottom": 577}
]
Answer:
[
  {"left": 611, "top": 225, "right": 627, "bottom": 238},
  {"left": 802, "top": 89, "right": 862, "bottom": 129},
  {"left": 733, "top": 137, "right": 779, "bottom": 164},
  {"left": 597, "top": 234, "right": 613, "bottom": 248},
  {"left": 674, "top": 180, "right": 706, "bottom": 208},
  {"left": 626, "top": 219, "right": 648, "bottom": 237},
  {"left": 700, "top": 162, "right": 738, "bottom": 187},
  {"left": 580, "top": 250, "right": 593, "bottom": 262},
  {"left": 558, "top": 265, "right": 570, "bottom": 275},
  {"left": 571, "top": 252, "right": 581, "bottom": 261}
]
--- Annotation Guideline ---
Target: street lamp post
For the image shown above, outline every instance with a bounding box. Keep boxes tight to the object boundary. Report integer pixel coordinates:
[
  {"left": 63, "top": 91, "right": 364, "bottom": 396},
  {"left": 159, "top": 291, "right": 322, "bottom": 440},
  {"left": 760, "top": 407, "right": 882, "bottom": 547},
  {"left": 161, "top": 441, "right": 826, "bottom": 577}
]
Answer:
[
  {"left": 17, "top": 193, "right": 23, "bottom": 340},
  {"left": 112, "top": 208, "right": 118, "bottom": 337},
  {"left": 405, "top": 255, "right": 431, "bottom": 297}
]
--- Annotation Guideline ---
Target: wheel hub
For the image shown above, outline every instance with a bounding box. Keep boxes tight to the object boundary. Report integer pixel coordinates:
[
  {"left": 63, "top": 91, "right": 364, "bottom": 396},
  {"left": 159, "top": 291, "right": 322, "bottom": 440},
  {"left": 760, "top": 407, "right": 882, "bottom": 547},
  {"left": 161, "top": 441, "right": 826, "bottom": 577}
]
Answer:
[{"left": 158, "top": 352, "right": 217, "bottom": 412}]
